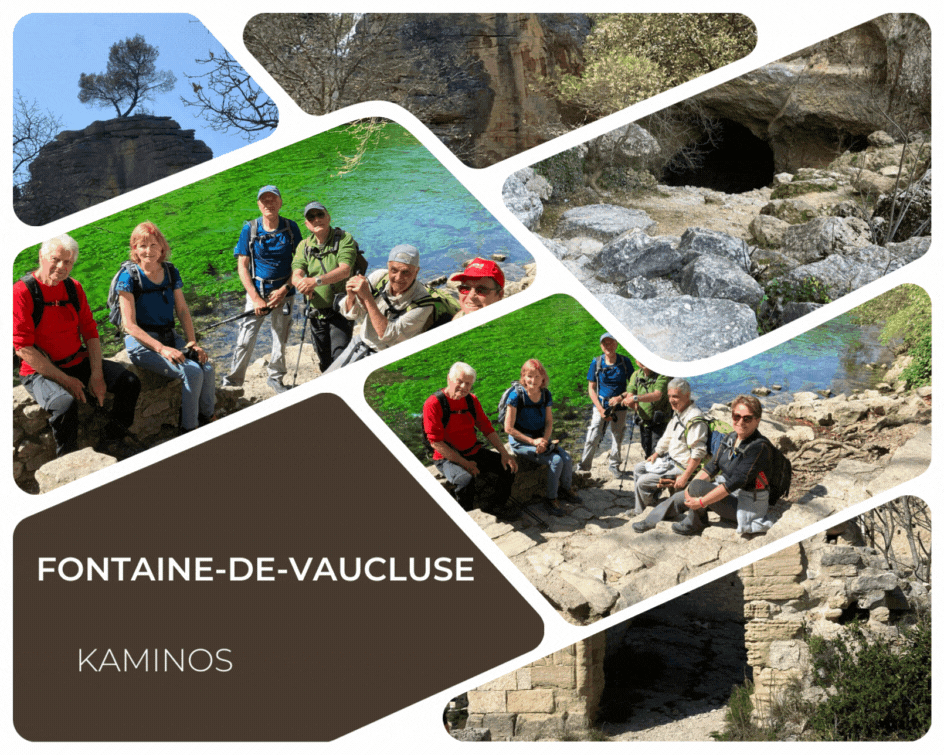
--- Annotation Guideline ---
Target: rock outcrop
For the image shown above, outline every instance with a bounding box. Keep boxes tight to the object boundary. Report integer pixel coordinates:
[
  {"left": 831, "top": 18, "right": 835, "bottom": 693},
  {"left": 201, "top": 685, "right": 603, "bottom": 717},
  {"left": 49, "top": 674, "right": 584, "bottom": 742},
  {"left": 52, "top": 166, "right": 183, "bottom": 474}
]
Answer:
[
  {"left": 365, "top": 14, "right": 590, "bottom": 167},
  {"left": 16, "top": 115, "right": 213, "bottom": 225}
]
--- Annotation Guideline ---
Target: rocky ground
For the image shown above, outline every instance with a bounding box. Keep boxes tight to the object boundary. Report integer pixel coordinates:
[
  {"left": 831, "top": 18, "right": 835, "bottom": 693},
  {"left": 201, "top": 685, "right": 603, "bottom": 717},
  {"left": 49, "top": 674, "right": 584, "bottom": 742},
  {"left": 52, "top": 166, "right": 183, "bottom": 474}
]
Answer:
[
  {"left": 453, "top": 362, "right": 931, "bottom": 627},
  {"left": 504, "top": 129, "right": 931, "bottom": 361}
]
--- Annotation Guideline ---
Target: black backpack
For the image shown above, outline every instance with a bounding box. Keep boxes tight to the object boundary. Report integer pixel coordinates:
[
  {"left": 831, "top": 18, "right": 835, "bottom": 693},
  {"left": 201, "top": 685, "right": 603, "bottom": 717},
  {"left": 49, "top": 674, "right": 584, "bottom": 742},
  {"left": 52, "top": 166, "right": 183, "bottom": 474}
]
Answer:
[
  {"left": 714, "top": 431, "right": 793, "bottom": 504},
  {"left": 422, "top": 390, "right": 479, "bottom": 456},
  {"left": 19, "top": 274, "right": 86, "bottom": 366}
]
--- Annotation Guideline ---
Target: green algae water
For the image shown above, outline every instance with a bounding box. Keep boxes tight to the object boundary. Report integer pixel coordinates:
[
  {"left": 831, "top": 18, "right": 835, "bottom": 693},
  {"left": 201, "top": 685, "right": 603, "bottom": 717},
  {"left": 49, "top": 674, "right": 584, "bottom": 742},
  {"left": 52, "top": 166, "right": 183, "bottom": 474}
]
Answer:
[
  {"left": 366, "top": 294, "right": 900, "bottom": 459},
  {"left": 13, "top": 122, "right": 533, "bottom": 323}
]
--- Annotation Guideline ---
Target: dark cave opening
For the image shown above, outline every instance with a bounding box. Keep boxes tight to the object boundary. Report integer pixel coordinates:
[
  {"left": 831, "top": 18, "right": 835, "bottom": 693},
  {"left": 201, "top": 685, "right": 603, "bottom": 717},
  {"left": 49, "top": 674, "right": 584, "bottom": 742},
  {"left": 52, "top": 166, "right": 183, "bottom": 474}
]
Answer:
[{"left": 661, "top": 119, "right": 775, "bottom": 193}]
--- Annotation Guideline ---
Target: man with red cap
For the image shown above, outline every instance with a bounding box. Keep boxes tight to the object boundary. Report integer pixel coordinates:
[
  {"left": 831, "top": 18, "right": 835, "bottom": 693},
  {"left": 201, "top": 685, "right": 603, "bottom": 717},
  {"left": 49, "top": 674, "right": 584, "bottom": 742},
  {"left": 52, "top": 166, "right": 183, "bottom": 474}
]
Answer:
[{"left": 449, "top": 258, "right": 504, "bottom": 319}]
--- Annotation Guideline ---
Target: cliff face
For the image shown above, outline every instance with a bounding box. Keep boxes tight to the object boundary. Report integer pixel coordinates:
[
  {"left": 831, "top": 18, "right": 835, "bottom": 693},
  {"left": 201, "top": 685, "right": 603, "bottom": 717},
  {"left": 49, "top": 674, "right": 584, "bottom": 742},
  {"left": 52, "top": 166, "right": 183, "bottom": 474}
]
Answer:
[
  {"left": 367, "top": 13, "right": 590, "bottom": 167},
  {"left": 16, "top": 115, "right": 212, "bottom": 225},
  {"left": 689, "top": 13, "right": 930, "bottom": 173}
]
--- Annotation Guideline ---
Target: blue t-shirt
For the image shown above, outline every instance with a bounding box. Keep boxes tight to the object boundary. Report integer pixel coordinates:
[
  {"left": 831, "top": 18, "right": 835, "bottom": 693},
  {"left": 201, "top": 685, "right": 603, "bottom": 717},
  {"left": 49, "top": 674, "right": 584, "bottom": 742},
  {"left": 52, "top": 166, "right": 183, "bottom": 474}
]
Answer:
[
  {"left": 116, "top": 263, "right": 183, "bottom": 329},
  {"left": 235, "top": 217, "right": 301, "bottom": 289},
  {"left": 586, "top": 355, "right": 632, "bottom": 401},
  {"left": 511, "top": 386, "right": 552, "bottom": 435}
]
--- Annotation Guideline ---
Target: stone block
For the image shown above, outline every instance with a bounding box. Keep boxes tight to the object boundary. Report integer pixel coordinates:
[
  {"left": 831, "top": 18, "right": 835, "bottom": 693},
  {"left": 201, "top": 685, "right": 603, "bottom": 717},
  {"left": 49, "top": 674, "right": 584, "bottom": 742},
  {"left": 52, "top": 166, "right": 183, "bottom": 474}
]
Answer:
[
  {"left": 530, "top": 665, "right": 576, "bottom": 689},
  {"left": 482, "top": 713, "right": 516, "bottom": 740},
  {"left": 494, "top": 530, "right": 538, "bottom": 558},
  {"left": 753, "top": 543, "right": 804, "bottom": 576},
  {"left": 514, "top": 713, "right": 565, "bottom": 741},
  {"left": 476, "top": 671, "right": 518, "bottom": 691},
  {"left": 467, "top": 690, "right": 506, "bottom": 713},
  {"left": 745, "top": 619, "right": 803, "bottom": 642},
  {"left": 35, "top": 447, "right": 117, "bottom": 493},
  {"left": 507, "top": 689, "right": 555, "bottom": 714},
  {"left": 516, "top": 667, "right": 532, "bottom": 690},
  {"left": 743, "top": 575, "right": 805, "bottom": 601}
]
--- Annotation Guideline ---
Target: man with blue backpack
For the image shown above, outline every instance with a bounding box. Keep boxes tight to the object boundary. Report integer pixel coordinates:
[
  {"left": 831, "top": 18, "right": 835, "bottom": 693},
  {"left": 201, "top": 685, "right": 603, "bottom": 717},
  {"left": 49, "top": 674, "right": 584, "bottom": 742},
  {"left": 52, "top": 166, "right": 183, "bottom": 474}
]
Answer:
[
  {"left": 577, "top": 332, "right": 634, "bottom": 476},
  {"left": 221, "top": 185, "right": 301, "bottom": 394}
]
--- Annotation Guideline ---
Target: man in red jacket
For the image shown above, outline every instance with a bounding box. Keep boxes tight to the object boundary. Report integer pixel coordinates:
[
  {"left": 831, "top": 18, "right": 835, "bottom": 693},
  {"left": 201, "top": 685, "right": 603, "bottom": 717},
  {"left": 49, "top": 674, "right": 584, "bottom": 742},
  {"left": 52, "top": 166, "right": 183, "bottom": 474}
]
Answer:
[
  {"left": 423, "top": 362, "right": 517, "bottom": 513},
  {"left": 14, "top": 234, "right": 141, "bottom": 458}
]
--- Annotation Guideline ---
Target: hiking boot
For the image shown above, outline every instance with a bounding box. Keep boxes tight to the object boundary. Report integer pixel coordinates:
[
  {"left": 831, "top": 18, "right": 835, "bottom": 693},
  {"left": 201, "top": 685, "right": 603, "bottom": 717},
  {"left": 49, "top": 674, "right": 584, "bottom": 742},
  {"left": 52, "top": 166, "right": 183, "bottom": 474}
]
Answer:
[
  {"left": 672, "top": 511, "right": 707, "bottom": 536},
  {"left": 559, "top": 487, "right": 582, "bottom": 504},
  {"left": 632, "top": 521, "right": 655, "bottom": 534},
  {"left": 609, "top": 464, "right": 622, "bottom": 478},
  {"left": 544, "top": 499, "right": 567, "bottom": 517},
  {"left": 220, "top": 377, "right": 241, "bottom": 388},
  {"left": 267, "top": 376, "right": 289, "bottom": 394}
]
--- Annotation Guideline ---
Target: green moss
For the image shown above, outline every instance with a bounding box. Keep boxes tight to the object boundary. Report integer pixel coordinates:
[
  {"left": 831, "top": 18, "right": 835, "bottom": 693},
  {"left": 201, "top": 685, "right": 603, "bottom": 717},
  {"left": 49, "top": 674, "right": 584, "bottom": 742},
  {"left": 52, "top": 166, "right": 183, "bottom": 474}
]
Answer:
[{"left": 770, "top": 181, "right": 837, "bottom": 200}]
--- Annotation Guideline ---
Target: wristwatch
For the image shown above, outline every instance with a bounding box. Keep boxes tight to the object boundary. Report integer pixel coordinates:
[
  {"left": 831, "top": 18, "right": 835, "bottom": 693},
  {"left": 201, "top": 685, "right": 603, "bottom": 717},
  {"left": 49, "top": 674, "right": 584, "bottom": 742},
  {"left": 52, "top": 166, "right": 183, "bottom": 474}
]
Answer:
[{"left": 314, "top": 275, "right": 323, "bottom": 286}]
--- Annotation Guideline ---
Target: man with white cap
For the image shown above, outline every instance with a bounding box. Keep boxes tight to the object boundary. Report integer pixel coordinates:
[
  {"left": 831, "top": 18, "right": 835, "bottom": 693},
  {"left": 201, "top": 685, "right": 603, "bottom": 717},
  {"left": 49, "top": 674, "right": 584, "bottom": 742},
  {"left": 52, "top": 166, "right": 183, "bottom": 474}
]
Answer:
[
  {"left": 325, "top": 244, "right": 434, "bottom": 371},
  {"left": 222, "top": 184, "right": 300, "bottom": 394}
]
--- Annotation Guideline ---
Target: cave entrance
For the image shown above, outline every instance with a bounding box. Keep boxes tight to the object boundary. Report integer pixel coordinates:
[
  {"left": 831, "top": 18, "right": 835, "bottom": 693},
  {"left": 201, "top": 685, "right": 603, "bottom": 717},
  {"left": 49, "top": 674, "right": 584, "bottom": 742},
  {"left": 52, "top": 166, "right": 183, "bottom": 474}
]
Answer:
[
  {"left": 597, "top": 574, "right": 749, "bottom": 732},
  {"left": 661, "top": 119, "right": 775, "bottom": 193}
]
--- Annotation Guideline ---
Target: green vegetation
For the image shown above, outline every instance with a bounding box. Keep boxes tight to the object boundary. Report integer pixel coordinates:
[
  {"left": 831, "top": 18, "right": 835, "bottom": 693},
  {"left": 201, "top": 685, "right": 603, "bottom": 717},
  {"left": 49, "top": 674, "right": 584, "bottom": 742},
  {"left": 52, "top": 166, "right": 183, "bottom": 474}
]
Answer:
[
  {"left": 850, "top": 284, "right": 931, "bottom": 387},
  {"left": 806, "top": 614, "right": 931, "bottom": 741},
  {"left": 770, "top": 181, "right": 838, "bottom": 200},
  {"left": 558, "top": 14, "right": 756, "bottom": 120},
  {"left": 757, "top": 276, "right": 833, "bottom": 335},
  {"left": 365, "top": 295, "right": 635, "bottom": 460},
  {"left": 713, "top": 613, "right": 931, "bottom": 741}
]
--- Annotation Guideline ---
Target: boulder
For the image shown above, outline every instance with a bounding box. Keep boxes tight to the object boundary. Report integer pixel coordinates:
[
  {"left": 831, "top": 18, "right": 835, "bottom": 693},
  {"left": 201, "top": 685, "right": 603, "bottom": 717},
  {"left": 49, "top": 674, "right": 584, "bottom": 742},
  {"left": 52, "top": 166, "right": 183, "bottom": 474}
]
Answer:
[
  {"left": 35, "top": 447, "right": 117, "bottom": 494},
  {"left": 597, "top": 294, "right": 759, "bottom": 361},
  {"left": 781, "top": 217, "right": 873, "bottom": 264},
  {"left": 590, "top": 229, "right": 684, "bottom": 280},
  {"left": 679, "top": 254, "right": 765, "bottom": 308},
  {"left": 556, "top": 204, "right": 657, "bottom": 242},
  {"left": 677, "top": 227, "right": 751, "bottom": 272},
  {"left": 760, "top": 198, "right": 819, "bottom": 224},
  {"left": 750, "top": 214, "right": 791, "bottom": 248},
  {"left": 502, "top": 169, "right": 544, "bottom": 230}
]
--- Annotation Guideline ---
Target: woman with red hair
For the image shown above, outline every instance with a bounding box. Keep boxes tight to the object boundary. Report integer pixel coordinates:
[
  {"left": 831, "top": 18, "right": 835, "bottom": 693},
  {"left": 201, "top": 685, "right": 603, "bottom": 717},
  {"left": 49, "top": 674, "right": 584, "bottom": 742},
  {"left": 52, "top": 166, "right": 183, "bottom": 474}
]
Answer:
[
  {"left": 116, "top": 221, "right": 215, "bottom": 434},
  {"left": 503, "top": 358, "right": 580, "bottom": 516}
]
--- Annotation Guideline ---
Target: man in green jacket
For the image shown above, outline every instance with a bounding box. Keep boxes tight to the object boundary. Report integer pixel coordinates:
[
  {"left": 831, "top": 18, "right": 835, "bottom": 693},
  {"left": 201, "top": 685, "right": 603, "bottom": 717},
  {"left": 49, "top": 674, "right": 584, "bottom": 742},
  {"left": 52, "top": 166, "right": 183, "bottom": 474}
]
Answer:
[
  {"left": 291, "top": 200, "right": 359, "bottom": 372},
  {"left": 622, "top": 361, "right": 671, "bottom": 457}
]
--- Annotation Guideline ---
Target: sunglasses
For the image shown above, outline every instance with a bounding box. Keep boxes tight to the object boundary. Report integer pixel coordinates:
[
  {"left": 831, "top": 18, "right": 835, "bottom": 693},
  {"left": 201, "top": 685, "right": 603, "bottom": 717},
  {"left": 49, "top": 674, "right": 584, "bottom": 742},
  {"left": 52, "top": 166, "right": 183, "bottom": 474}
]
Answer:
[
  {"left": 306, "top": 211, "right": 327, "bottom": 220},
  {"left": 732, "top": 413, "right": 757, "bottom": 423},
  {"left": 458, "top": 283, "right": 499, "bottom": 296}
]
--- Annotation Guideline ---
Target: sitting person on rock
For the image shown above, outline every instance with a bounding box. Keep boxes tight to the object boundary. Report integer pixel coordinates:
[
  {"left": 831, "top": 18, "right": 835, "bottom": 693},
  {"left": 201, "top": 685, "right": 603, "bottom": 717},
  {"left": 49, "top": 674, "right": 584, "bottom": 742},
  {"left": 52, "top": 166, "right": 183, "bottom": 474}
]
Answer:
[
  {"left": 504, "top": 358, "right": 580, "bottom": 517},
  {"left": 325, "top": 245, "right": 433, "bottom": 371},
  {"left": 672, "top": 395, "right": 775, "bottom": 537},
  {"left": 423, "top": 362, "right": 518, "bottom": 514},
  {"left": 117, "top": 222, "right": 215, "bottom": 434},
  {"left": 14, "top": 234, "right": 141, "bottom": 458},
  {"left": 450, "top": 258, "right": 504, "bottom": 319},
  {"left": 631, "top": 378, "right": 708, "bottom": 529}
]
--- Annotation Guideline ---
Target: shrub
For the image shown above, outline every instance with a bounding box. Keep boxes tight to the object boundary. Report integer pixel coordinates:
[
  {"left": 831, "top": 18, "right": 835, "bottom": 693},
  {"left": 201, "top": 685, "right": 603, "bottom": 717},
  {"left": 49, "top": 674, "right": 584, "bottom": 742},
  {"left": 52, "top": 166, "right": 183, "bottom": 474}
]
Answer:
[
  {"left": 806, "top": 615, "right": 931, "bottom": 741},
  {"left": 711, "top": 680, "right": 777, "bottom": 741}
]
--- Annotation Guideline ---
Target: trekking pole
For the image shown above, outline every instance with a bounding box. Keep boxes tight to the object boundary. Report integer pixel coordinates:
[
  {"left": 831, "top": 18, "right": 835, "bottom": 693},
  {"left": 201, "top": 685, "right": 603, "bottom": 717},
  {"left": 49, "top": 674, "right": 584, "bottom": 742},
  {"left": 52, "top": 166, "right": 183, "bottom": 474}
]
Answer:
[
  {"left": 291, "top": 313, "right": 309, "bottom": 388},
  {"left": 618, "top": 413, "right": 636, "bottom": 493},
  {"left": 194, "top": 306, "right": 270, "bottom": 336}
]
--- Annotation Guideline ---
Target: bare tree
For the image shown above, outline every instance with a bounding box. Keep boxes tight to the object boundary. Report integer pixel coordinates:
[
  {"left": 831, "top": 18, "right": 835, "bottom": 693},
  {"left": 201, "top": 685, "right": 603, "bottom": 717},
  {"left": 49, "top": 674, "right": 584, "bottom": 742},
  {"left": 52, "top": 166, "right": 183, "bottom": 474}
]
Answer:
[
  {"left": 13, "top": 90, "right": 63, "bottom": 188},
  {"left": 857, "top": 496, "right": 931, "bottom": 583},
  {"left": 180, "top": 48, "right": 277, "bottom": 140},
  {"left": 78, "top": 34, "right": 177, "bottom": 118}
]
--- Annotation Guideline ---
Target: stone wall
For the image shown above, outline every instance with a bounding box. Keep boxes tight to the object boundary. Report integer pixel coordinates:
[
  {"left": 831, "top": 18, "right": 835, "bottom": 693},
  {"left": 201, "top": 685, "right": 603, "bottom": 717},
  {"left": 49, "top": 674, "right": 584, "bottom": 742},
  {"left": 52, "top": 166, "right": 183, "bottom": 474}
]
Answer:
[
  {"left": 741, "top": 519, "right": 930, "bottom": 721},
  {"left": 13, "top": 350, "right": 241, "bottom": 494},
  {"left": 464, "top": 635, "right": 605, "bottom": 740},
  {"left": 16, "top": 115, "right": 212, "bottom": 225}
]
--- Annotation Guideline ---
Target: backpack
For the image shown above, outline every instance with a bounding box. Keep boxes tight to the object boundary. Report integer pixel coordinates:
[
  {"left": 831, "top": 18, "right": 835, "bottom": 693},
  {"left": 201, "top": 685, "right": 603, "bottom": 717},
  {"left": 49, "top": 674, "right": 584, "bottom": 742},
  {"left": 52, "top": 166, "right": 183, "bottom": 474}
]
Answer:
[
  {"left": 18, "top": 274, "right": 87, "bottom": 367},
  {"left": 497, "top": 381, "right": 550, "bottom": 430},
  {"left": 20, "top": 274, "right": 80, "bottom": 329},
  {"left": 246, "top": 217, "right": 300, "bottom": 281},
  {"left": 371, "top": 274, "right": 461, "bottom": 331},
  {"left": 593, "top": 353, "right": 633, "bottom": 388},
  {"left": 107, "top": 261, "right": 175, "bottom": 331},
  {"left": 713, "top": 431, "right": 793, "bottom": 504},
  {"left": 422, "top": 389, "right": 479, "bottom": 456},
  {"left": 682, "top": 413, "right": 731, "bottom": 463},
  {"left": 302, "top": 226, "right": 368, "bottom": 281}
]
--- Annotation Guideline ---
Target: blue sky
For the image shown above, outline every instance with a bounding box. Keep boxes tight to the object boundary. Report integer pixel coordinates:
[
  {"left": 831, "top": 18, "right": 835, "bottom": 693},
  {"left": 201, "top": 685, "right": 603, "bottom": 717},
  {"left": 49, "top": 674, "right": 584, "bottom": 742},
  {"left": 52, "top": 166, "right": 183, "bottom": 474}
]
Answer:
[{"left": 13, "top": 13, "right": 276, "bottom": 161}]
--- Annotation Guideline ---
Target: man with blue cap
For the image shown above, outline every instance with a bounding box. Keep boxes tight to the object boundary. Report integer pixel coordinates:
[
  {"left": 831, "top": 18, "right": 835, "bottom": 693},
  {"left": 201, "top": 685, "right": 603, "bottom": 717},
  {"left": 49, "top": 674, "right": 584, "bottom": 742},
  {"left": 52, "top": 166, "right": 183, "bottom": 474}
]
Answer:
[
  {"left": 578, "top": 332, "right": 634, "bottom": 476},
  {"left": 222, "top": 185, "right": 301, "bottom": 394},
  {"left": 325, "top": 244, "right": 433, "bottom": 371}
]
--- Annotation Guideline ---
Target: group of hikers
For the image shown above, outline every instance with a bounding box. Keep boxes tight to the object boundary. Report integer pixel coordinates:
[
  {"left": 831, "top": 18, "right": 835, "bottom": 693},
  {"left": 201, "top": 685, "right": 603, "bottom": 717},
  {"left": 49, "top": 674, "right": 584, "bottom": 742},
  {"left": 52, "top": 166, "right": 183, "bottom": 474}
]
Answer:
[
  {"left": 13, "top": 184, "right": 508, "bottom": 461},
  {"left": 423, "top": 333, "right": 790, "bottom": 538}
]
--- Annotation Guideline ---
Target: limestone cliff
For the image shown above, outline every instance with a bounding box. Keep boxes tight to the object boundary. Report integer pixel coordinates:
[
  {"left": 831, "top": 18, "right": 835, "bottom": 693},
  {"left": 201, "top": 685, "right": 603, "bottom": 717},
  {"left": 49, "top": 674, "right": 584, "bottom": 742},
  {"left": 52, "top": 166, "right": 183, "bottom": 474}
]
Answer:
[{"left": 16, "top": 115, "right": 213, "bottom": 225}]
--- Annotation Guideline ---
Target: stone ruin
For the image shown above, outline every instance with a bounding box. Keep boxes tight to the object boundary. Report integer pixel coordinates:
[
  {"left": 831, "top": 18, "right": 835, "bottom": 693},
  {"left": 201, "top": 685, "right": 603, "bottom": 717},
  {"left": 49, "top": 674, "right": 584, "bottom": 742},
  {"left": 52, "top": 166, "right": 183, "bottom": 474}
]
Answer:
[
  {"left": 15, "top": 115, "right": 212, "bottom": 225},
  {"left": 454, "top": 503, "right": 929, "bottom": 740}
]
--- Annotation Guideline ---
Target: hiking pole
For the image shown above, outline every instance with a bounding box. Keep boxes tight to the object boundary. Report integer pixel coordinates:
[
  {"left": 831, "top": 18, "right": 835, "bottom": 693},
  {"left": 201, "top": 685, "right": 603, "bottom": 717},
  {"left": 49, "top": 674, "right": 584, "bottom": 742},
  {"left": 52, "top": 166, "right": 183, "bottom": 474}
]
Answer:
[
  {"left": 618, "top": 413, "right": 636, "bottom": 493},
  {"left": 291, "top": 313, "right": 309, "bottom": 387},
  {"left": 194, "top": 306, "right": 270, "bottom": 336}
]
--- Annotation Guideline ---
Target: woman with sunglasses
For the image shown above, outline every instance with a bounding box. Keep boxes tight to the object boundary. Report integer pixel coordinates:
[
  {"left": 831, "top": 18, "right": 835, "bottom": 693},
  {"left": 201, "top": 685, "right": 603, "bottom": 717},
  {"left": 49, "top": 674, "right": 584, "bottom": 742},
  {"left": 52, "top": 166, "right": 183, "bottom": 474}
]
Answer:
[
  {"left": 116, "top": 221, "right": 215, "bottom": 434},
  {"left": 672, "top": 394, "right": 774, "bottom": 537}
]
